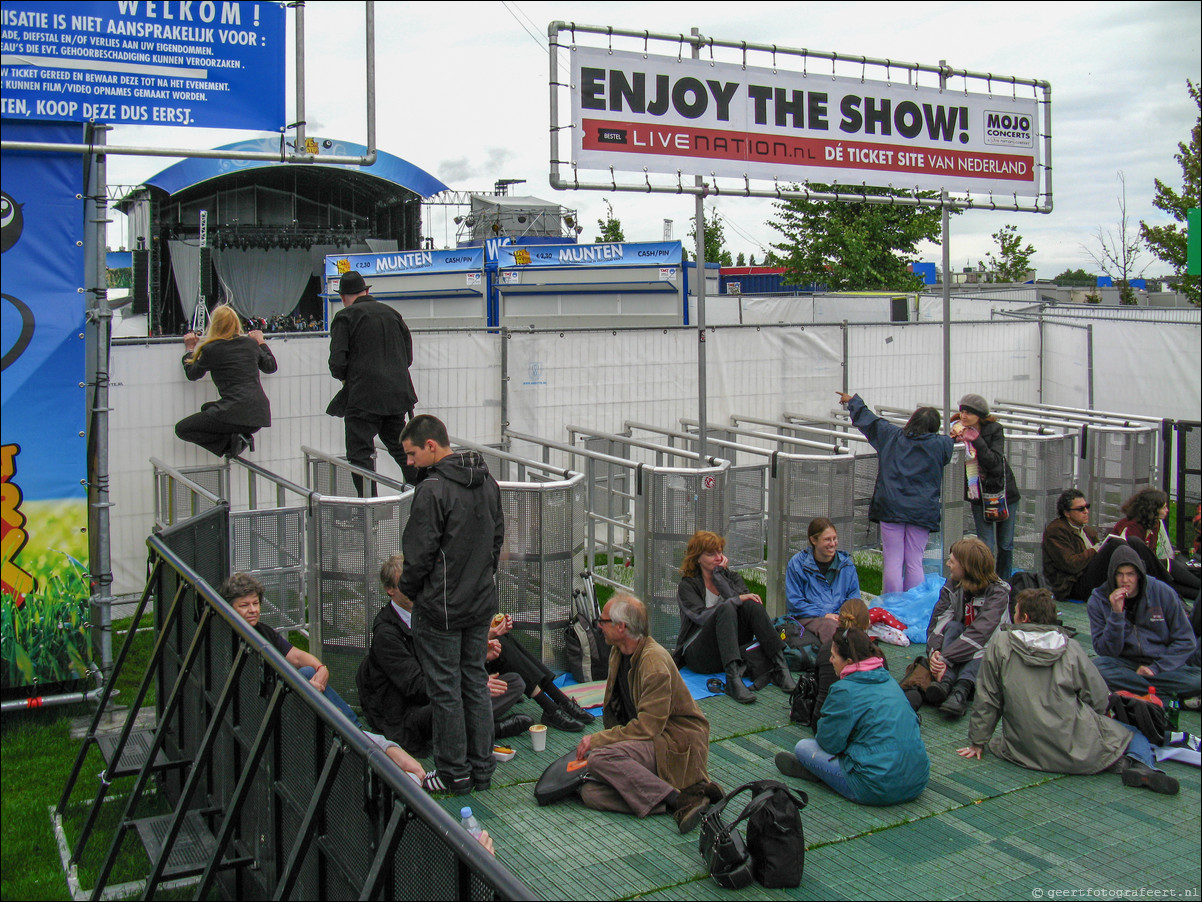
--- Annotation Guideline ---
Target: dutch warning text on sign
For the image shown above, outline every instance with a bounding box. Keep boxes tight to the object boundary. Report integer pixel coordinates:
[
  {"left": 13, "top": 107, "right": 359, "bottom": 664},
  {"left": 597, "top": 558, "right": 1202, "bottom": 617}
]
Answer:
[
  {"left": 0, "top": 0, "right": 285, "bottom": 129},
  {"left": 571, "top": 47, "right": 1041, "bottom": 198}
]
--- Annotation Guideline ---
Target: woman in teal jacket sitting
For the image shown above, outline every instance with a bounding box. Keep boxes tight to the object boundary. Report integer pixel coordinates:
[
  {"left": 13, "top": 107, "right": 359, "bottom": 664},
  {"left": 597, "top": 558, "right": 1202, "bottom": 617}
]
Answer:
[{"left": 776, "top": 628, "right": 930, "bottom": 805}]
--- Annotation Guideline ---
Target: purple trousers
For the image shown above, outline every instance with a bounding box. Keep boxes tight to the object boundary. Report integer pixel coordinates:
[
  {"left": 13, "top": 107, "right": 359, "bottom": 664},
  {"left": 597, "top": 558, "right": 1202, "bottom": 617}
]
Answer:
[{"left": 880, "top": 522, "right": 930, "bottom": 595}]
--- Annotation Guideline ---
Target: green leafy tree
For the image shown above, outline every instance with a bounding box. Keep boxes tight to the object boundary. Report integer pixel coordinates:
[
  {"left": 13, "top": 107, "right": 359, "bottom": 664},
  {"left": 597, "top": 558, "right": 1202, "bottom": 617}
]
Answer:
[
  {"left": 987, "top": 224, "right": 1037, "bottom": 282},
  {"left": 748, "top": 253, "right": 758, "bottom": 266},
  {"left": 1053, "top": 267, "right": 1097, "bottom": 287},
  {"left": 686, "top": 207, "right": 733, "bottom": 265},
  {"left": 1085, "top": 171, "right": 1147, "bottom": 305},
  {"left": 736, "top": 252, "right": 746, "bottom": 266},
  {"left": 769, "top": 184, "right": 943, "bottom": 290},
  {"left": 594, "top": 198, "right": 625, "bottom": 243},
  {"left": 1140, "top": 80, "right": 1200, "bottom": 305}
]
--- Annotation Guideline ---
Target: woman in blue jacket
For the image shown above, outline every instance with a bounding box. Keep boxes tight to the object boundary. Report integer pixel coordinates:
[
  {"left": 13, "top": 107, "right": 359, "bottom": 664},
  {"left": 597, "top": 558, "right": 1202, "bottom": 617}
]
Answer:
[
  {"left": 776, "top": 628, "right": 930, "bottom": 805},
  {"left": 839, "top": 391, "right": 954, "bottom": 595},
  {"left": 785, "top": 518, "right": 861, "bottom": 644}
]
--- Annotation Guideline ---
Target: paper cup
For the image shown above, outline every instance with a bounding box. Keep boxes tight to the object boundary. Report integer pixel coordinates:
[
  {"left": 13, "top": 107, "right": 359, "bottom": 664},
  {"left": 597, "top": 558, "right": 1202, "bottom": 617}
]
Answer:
[{"left": 529, "top": 723, "right": 548, "bottom": 752}]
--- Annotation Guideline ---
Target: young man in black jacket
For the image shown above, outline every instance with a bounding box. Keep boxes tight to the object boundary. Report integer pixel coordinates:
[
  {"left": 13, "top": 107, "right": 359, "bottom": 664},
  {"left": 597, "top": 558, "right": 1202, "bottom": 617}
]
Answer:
[{"left": 397, "top": 415, "right": 505, "bottom": 794}]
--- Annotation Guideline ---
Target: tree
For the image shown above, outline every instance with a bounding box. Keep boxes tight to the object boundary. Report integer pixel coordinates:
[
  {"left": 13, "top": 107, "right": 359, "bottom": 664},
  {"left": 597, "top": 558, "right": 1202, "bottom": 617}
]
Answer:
[
  {"left": 1140, "top": 80, "right": 1200, "bottom": 306},
  {"left": 748, "top": 253, "right": 757, "bottom": 266},
  {"left": 986, "top": 224, "right": 1037, "bottom": 282},
  {"left": 1052, "top": 267, "right": 1097, "bottom": 287},
  {"left": 735, "top": 252, "right": 746, "bottom": 266},
  {"left": 768, "top": 184, "right": 943, "bottom": 291},
  {"left": 686, "top": 207, "right": 733, "bottom": 265},
  {"left": 1085, "top": 171, "right": 1148, "bottom": 304},
  {"left": 594, "top": 198, "right": 625, "bottom": 243}
]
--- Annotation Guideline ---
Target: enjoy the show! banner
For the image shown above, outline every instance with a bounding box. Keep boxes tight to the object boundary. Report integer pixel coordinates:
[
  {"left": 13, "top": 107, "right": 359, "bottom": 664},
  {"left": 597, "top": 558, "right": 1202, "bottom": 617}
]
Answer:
[
  {"left": 572, "top": 47, "right": 1041, "bottom": 198},
  {"left": 1, "top": 119, "right": 90, "bottom": 690}
]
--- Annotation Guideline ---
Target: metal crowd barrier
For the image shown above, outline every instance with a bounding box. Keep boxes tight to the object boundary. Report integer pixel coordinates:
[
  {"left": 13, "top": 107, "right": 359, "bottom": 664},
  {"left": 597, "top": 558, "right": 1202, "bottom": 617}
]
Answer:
[
  {"left": 153, "top": 457, "right": 310, "bottom": 631},
  {"left": 63, "top": 509, "right": 532, "bottom": 901},
  {"left": 505, "top": 427, "right": 729, "bottom": 649},
  {"left": 1170, "top": 420, "right": 1201, "bottom": 551}
]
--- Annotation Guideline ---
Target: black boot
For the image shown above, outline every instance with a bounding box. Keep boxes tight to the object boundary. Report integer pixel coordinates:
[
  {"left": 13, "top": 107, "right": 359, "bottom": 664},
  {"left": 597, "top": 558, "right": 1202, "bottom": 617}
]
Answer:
[
  {"left": 724, "top": 662, "right": 757, "bottom": 704},
  {"left": 770, "top": 651, "right": 797, "bottom": 693},
  {"left": 1120, "top": 759, "right": 1180, "bottom": 795},
  {"left": 939, "top": 680, "right": 972, "bottom": 720},
  {"left": 925, "top": 677, "right": 953, "bottom": 706}
]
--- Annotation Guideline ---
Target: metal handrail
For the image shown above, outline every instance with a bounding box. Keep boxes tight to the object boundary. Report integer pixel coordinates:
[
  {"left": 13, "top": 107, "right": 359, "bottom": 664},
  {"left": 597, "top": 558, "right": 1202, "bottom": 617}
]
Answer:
[
  {"left": 301, "top": 445, "right": 408, "bottom": 495},
  {"left": 718, "top": 415, "right": 863, "bottom": 452}
]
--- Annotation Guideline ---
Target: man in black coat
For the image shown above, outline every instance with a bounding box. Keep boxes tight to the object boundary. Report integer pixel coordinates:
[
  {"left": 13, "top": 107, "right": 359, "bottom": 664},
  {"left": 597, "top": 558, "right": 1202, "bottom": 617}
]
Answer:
[{"left": 328, "top": 270, "right": 418, "bottom": 494}]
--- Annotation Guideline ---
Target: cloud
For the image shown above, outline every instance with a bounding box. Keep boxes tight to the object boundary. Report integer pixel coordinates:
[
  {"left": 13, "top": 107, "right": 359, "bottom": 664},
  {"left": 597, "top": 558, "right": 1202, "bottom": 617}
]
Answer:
[{"left": 437, "top": 148, "right": 518, "bottom": 186}]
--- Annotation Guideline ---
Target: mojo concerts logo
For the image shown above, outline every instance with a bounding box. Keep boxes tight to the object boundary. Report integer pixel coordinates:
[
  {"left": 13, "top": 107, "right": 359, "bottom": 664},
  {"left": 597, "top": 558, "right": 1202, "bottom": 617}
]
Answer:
[{"left": 984, "top": 110, "right": 1034, "bottom": 149}]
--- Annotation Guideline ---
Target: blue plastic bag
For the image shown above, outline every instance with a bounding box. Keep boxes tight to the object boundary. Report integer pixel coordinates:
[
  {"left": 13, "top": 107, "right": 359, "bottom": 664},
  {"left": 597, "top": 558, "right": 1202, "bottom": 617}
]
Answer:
[{"left": 874, "top": 572, "right": 946, "bottom": 645}]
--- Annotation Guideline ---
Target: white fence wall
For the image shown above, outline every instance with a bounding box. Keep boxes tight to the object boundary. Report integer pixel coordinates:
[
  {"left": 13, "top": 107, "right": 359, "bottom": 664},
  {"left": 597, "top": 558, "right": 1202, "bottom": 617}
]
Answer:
[{"left": 107, "top": 316, "right": 1199, "bottom": 595}]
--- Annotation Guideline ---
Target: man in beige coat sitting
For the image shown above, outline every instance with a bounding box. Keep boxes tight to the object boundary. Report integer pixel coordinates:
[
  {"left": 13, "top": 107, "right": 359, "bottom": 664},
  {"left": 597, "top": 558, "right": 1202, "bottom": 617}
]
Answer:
[
  {"left": 957, "top": 588, "right": 1178, "bottom": 795},
  {"left": 575, "top": 594, "right": 723, "bottom": 832}
]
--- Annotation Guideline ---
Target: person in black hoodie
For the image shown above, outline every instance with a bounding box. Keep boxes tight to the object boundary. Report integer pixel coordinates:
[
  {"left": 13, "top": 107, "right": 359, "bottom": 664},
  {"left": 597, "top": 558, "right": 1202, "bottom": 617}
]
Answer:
[{"left": 396, "top": 415, "right": 505, "bottom": 795}]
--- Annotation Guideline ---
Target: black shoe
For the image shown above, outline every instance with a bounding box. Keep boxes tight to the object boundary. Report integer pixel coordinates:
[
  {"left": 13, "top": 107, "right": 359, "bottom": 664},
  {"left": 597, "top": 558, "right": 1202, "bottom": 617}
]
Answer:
[
  {"left": 771, "top": 651, "right": 798, "bottom": 693},
  {"left": 775, "top": 751, "right": 821, "bottom": 783},
  {"left": 691, "top": 780, "right": 724, "bottom": 803},
  {"left": 672, "top": 791, "right": 710, "bottom": 834},
  {"left": 224, "top": 434, "right": 249, "bottom": 458},
  {"left": 1121, "top": 760, "right": 1180, "bottom": 795},
  {"left": 242, "top": 432, "right": 255, "bottom": 452},
  {"left": 540, "top": 706, "right": 584, "bottom": 733},
  {"left": 939, "top": 682, "right": 971, "bottom": 720},
  {"left": 724, "top": 663, "right": 757, "bottom": 704},
  {"left": 422, "top": 770, "right": 473, "bottom": 795},
  {"left": 560, "top": 697, "right": 595, "bottom": 725},
  {"left": 925, "top": 678, "right": 952, "bottom": 706},
  {"left": 494, "top": 713, "right": 534, "bottom": 740},
  {"left": 904, "top": 689, "right": 924, "bottom": 712}
]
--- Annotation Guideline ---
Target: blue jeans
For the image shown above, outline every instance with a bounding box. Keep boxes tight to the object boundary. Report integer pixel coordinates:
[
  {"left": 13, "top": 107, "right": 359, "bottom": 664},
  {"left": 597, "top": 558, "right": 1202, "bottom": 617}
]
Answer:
[
  {"left": 298, "top": 666, "right": 364, "bottom": 729},
  {"left": 793, "top": 738, "right": 859, "bottom": 802},
  {"left": 1117, "top": 722, "right": 1157, "bottom": 769},
  {"left": 413, "top": 615, "right": 495, "bottom": 785},
  {"left": 970, "top": 502, "right": 1016, "bottom": 579},
  {"left": 1091, "top": 655, "right": 1202, "bottom": 699}
]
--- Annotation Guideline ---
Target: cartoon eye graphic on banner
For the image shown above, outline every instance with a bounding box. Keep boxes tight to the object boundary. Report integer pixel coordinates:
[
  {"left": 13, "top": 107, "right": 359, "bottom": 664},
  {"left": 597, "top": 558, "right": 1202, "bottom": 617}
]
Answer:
[
  {"left": 1, "top": 293, "right": 36, "bottom": 372},
  {"left": 1, "top": 191, "right": 24, "bottom": 253}
]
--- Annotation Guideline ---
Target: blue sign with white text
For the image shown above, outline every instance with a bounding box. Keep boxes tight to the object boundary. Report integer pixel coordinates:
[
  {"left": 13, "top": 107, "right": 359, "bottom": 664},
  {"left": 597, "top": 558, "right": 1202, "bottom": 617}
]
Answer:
[
  {"left": 497, "top": 241, "right": 682, "bottom": 269},
  {"left": 324, "top": 248, "right": 485, "bottom": 279},
  {"left": 0, "top": 0, "right": 285, "bottom": 129}
]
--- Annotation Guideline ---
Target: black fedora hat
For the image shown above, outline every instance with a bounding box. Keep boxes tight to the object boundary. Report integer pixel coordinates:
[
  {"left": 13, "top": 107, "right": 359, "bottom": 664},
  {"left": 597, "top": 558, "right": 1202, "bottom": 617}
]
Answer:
[{"left": 338, "top": 270, "right": 370, "bottom": 295}]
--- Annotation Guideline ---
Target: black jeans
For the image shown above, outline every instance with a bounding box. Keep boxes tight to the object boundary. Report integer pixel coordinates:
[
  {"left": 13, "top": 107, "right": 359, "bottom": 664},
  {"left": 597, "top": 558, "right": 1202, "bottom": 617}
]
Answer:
[
  {"left": 344, "top": 412, "right": 418, "bottom": 495},
  {"left": 682, "top": 600, "right": 784, "bottom": 674}
]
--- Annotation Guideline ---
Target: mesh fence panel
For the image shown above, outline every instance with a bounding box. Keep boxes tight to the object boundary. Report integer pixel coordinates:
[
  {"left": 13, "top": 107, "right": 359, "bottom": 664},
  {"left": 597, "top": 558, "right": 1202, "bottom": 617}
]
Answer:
[
  {"left": 155, "top": 463, "right": 227, "bottom": 528},
  {"left": 638, "top": 467, "right": 729, "bottom": 648},
  {"left": 1084, "top": 427, "right": 1160, "bottom": 529},
  {"left": 231, "top": 506, "right": 307, "bottom": 630},
  {"left": 1007, "top": 433, "right": 1077, "bottom": 573}
]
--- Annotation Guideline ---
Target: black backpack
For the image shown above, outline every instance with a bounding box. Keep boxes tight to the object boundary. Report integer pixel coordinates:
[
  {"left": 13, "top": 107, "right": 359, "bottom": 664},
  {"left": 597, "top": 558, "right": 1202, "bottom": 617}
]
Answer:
[
  {"left": 1108, "top": 692, "right": 1170, "bottom": 746},
  {"left": 699, "top": 780, "right": 808, "bottom": 890},
  {"left": 789, "top": 671, "right": 819, "bottom": 727},
  {"left": 565, "top": 571, "right": 609, "bottom": 683}
]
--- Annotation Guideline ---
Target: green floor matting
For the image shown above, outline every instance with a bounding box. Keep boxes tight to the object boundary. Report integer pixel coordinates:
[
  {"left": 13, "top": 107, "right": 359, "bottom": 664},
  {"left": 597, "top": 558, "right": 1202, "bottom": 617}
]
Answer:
[{"left": 430, "top": 601, "right": 1202, "bottom": 899}]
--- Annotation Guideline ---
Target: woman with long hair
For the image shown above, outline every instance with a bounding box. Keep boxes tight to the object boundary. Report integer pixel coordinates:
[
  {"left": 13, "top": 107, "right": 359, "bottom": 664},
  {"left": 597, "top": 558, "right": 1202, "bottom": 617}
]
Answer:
[
  {"left": 950, "top": 394, "right": 1020, "bottom": 579},
  {"left": 809, "top": 598, "right": 888, "bottom": 726},
  {"left": 175, "top": 306, "right": 277, "bottom": 458},
  {"left": 1111, "top": 487, "right": 1200, "bottom": 600},
  {"left": 675, "top": 530, "right": 795, "bottom": 705},
  {"left": 839, "top": 391, "right": 955, "bottom": 594},
  {"left": 924, "top": 537, "right": 1011, "bottom": 720},
  {"left": 775, "top": 627, "right": 929, "bottom": 805},
  {"left": 784, "top": 518, "right": 862, "bottom": 644}
]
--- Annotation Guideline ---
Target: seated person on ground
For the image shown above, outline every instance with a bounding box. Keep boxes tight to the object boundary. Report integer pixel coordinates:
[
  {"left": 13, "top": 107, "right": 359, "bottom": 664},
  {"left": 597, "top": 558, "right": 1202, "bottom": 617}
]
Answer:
[
  {"left": 924, "top": 538, "right": 1011, "bottom": 721},
  {"left": 785, "top": 518, "right": 862, "bottom": 645},
  {"left": 1087, "top": 545, "right": 1200, "bottom": 701},
  {"left": 575, "top": 595, "right": 722, "bottom": 835},
  {"left": 1042, "top": 488, "right": 1170, "bottom": 601},
  {"left": 487, "top": 611, "right": 595, "bottom": 731},
  {"left": 221, "top": 572, "right": 364, "bottom": 729},
  {"left": 811, "top": 599, "right": 886, "bottom": 724},
  {"left": 674, "top": 530, "right": 795, "bottom": 705},
  {"left": 356, "top": 556, "right": 584, "bottom": 755},
  {"left": 1110, "top": 486, "right": 1200, "bottom": 601},
  {"left": 775, "top": 627, "right": 929, "bottom": 806},
  {"left": 958, "top": 588, "right": 1178, "bottom": 795}
]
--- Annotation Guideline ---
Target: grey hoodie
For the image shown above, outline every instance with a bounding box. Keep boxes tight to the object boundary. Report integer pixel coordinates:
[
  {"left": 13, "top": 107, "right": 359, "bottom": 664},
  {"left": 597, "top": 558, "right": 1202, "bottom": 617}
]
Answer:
[
  {"left": 1086, "top": 544, "right": 1196, "bottom": 675},
  {"left": 969, "top": 623, "right": 1131, "bottom": 773}
]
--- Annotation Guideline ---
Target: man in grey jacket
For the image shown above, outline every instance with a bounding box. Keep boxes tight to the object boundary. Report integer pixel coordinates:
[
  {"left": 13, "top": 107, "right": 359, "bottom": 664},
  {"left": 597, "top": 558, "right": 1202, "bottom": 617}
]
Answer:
[
  {"left": 397, "top": 415, "right": 505, "bottom": 795},
  {"left": 959, "top": 588, "right": 1178, "bottom": 795}
]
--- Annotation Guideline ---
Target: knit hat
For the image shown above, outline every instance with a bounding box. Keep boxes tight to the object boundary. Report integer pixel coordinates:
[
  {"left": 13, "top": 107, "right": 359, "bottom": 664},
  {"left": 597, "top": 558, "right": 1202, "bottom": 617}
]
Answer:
[{"left": 958, "top": 393, "right": 990, "bottom": 418}]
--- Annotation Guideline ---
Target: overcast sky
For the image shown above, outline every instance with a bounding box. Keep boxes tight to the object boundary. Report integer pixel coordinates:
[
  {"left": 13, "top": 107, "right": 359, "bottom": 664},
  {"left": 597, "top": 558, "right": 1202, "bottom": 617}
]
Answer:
[{"left": 107, "top": 0, "right": 1201, "bottom": 280}]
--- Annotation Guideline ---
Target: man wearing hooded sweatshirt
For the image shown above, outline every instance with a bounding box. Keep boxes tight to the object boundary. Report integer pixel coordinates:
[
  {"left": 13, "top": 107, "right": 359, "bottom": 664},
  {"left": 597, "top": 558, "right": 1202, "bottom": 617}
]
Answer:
[
  {"left": 1087, "top": 545, "right": 1200, "bottom": 699},
  {"left": 959, "top": 588, "right": 1178, "bottom": 795},
  {"left": 397, "top": 415, "right": 505, "bottom": 795}
]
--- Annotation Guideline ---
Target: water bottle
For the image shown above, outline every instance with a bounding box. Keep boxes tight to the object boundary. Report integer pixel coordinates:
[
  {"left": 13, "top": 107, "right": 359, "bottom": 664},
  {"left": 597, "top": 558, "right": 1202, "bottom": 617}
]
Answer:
[{"left": 460, "top": 806, "right": 483, "bottom": 839}]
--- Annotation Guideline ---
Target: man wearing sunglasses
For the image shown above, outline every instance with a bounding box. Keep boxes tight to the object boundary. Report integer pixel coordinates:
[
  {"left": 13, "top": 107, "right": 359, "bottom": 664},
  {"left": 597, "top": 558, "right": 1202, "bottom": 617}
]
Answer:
[{"left": 1042, "top": 489, "right": 1169, "bottom": 601}]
